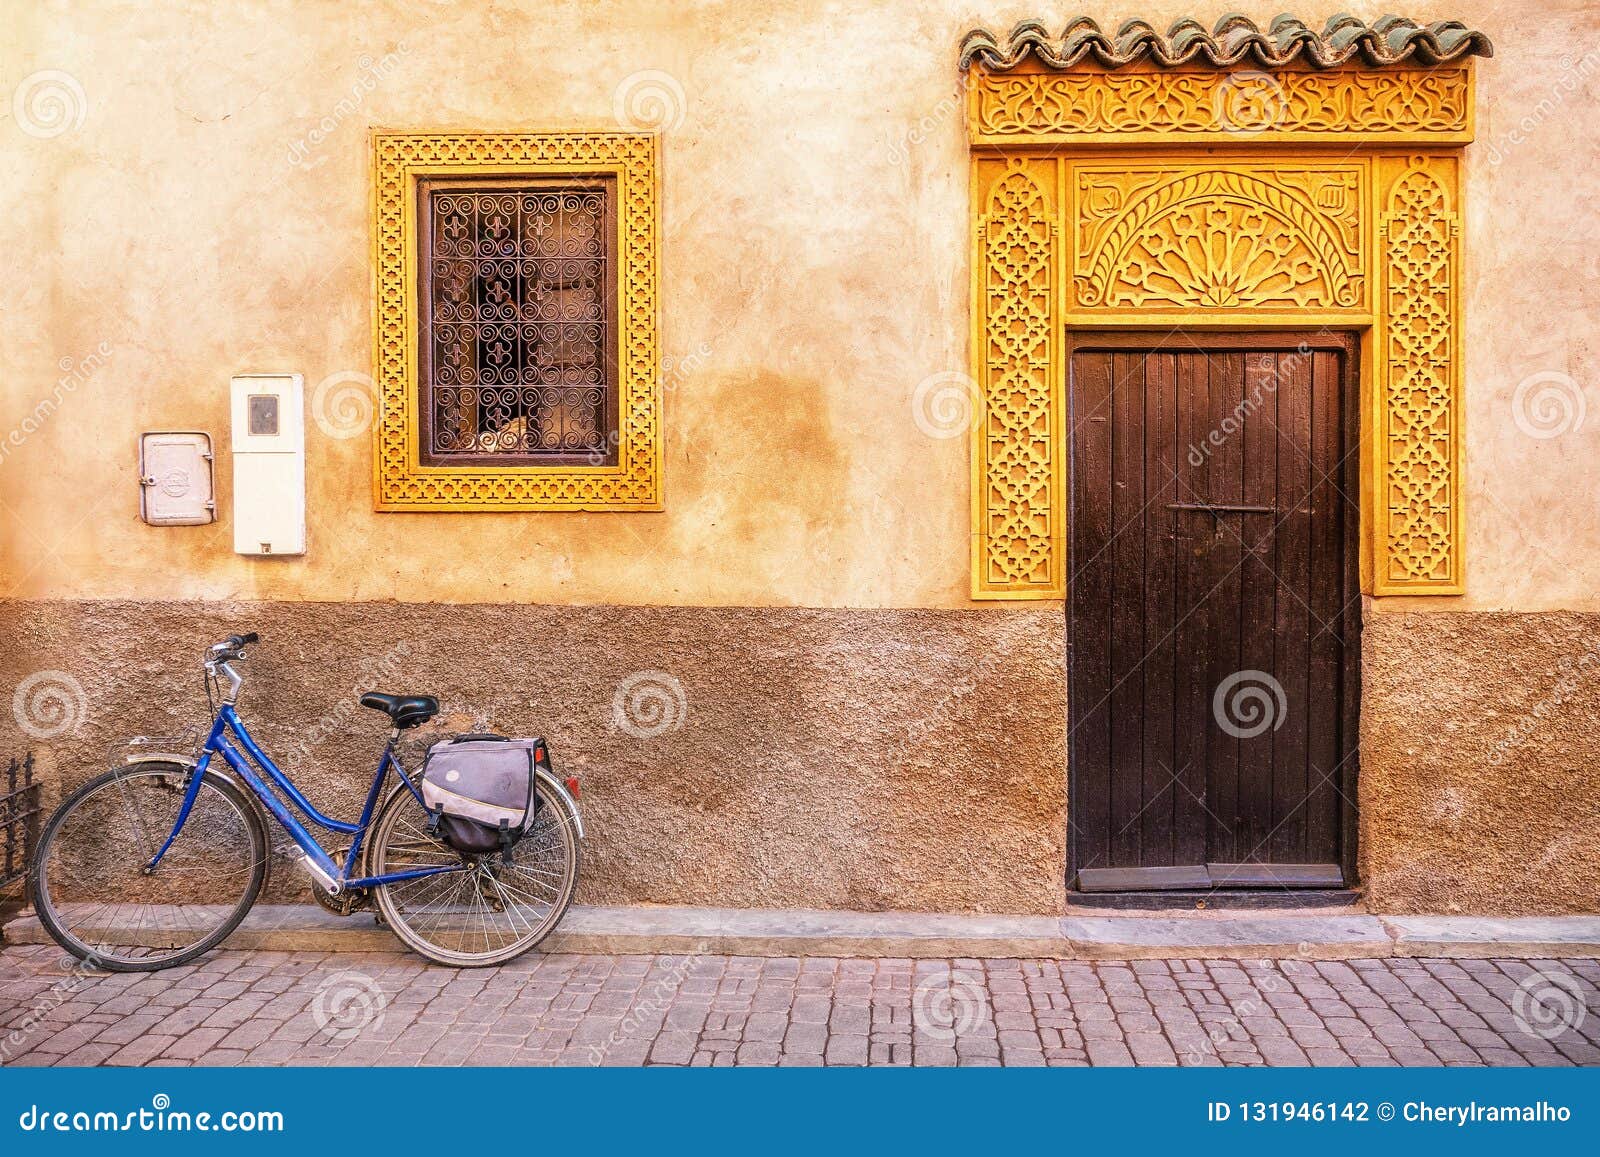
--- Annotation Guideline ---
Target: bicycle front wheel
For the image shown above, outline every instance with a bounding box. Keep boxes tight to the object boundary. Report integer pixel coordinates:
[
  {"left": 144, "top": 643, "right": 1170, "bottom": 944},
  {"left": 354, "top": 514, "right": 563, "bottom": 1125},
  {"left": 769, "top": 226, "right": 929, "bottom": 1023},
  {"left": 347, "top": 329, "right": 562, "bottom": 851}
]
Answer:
[
  {"left": 30, "top": 762, "right": 268, "bottom": 971},
  {"left": 369, "top": 779, "right": 580, "bottom": 967}
]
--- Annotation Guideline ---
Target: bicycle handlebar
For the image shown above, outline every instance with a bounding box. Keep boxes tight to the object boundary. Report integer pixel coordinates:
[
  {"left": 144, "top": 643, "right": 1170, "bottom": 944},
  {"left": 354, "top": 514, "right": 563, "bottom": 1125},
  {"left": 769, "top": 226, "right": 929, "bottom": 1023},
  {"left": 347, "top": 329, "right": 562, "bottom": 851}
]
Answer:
[
  {"left": 205, "top": 633, "right": 258, "bottom": 703},
  {"left": 208, "top": 632, "right": 260, "bottom": 662}
]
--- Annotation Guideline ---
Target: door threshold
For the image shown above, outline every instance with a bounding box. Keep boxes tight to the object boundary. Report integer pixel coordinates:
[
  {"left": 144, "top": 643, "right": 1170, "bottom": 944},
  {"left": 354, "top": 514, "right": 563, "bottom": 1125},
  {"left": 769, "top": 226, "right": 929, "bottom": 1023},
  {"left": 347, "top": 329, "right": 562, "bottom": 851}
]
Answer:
[
  {"left": 1070, "top": 888, "right": 1361, "bottom": 911},
  {"left": 1077, "top": 863, "right": 1345, "bottom": 893}
]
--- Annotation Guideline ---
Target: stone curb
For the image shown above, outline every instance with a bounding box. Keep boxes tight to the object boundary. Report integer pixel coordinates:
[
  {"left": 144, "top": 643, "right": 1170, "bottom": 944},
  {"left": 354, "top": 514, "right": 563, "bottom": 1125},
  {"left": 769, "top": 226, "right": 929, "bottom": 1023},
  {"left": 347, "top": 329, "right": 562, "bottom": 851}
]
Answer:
[
  {"left": 1379, "top": 916, "right": 1600, "bottom": 959},
  {"left": 5, "top": 904, "right": 1600, "bottom": 960}
]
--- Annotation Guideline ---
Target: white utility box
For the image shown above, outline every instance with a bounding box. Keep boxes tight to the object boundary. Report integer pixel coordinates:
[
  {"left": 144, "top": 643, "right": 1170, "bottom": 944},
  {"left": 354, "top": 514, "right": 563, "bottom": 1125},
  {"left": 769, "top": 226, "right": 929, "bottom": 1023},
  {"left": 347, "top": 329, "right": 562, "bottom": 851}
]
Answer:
[{"left": 229, "top": 373, "right": 305, "bottom": 556}]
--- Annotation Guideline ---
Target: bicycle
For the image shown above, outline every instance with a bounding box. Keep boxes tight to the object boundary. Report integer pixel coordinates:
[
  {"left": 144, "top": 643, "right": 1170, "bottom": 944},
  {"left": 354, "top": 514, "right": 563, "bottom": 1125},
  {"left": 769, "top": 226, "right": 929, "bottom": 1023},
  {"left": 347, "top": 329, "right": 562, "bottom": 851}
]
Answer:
[{"left": 29, "top": 632, "right": 583, "bottom": 970}]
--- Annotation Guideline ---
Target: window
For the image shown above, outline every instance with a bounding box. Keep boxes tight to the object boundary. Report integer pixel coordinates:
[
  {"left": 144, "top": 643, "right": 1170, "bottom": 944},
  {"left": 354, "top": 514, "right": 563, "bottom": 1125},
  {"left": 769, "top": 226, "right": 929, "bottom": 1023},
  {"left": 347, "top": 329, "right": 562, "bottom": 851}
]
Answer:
[
  {"left": 419, "top": 176, "right": 618, "bottom": 467},
  {"left": 372, "top": 132, "right": 661, "bottom": 511}
]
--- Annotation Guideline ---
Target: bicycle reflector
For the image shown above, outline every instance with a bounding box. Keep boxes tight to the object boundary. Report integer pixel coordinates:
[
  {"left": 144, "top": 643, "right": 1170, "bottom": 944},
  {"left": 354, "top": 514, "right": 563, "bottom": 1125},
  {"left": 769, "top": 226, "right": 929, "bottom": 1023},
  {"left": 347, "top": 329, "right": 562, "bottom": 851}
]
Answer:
[{"left": 566, "top": 776, "right": 581, "bottom": 800}]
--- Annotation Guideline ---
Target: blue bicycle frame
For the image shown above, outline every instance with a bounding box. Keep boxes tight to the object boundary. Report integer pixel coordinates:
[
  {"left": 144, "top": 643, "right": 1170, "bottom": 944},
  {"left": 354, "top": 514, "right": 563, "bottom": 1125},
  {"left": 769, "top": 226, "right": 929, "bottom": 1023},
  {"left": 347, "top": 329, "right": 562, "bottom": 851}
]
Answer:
[{"left": 145, "top": 704, "right": 465, "bottom": 891}]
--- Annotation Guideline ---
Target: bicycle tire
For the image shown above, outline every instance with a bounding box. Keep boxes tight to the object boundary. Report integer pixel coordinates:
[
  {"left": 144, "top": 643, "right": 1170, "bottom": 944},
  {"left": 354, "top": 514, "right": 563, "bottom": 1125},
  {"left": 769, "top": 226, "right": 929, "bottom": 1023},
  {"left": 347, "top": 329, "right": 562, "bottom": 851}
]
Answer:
[
  {"left": 368, "top": 776, "right": 580, "bottom": 967},
  {"left": 30, "top": 761, "right": 269, "bottom": 972}
]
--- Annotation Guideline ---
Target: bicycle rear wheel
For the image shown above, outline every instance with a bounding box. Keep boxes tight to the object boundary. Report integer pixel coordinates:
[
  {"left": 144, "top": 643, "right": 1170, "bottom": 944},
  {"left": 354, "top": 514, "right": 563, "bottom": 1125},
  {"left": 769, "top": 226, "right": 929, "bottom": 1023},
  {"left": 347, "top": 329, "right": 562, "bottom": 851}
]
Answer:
[
  {"left": 30, "top": 762, "right": 268, "bottom": 971},
  {"left": 368, "top": 779, "right": 580, "bottom": 967}
]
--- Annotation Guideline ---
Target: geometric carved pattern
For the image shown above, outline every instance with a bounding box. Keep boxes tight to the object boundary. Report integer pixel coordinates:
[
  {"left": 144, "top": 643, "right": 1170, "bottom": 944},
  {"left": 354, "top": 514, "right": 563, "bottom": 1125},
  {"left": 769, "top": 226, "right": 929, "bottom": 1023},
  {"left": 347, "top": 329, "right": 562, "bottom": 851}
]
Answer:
[
  {"left": 373, "top": 132, "right": 660, "bottom": 510},
  {"left": 971, "top": 69, "right": 1472, "bottom": 145},
  {"left": 968, "top": 63, "right": 1474, "bottom": 598},
  {"left": 1379, "top": 157, "right": 1461, "bottom": 590},
  {"left": 1074, "top": 165, "right": 1366, "bottom": 311},
  {"left": 977, "top": 160, "right": 1057, "bottom": 593}
]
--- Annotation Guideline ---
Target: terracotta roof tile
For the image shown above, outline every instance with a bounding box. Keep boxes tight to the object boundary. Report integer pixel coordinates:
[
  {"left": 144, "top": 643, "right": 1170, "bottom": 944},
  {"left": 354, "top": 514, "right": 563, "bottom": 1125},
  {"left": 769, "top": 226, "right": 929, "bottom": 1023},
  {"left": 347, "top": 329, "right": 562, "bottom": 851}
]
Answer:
[{"left": 959, "top": 13, "right": 1493, "bottom": 71}]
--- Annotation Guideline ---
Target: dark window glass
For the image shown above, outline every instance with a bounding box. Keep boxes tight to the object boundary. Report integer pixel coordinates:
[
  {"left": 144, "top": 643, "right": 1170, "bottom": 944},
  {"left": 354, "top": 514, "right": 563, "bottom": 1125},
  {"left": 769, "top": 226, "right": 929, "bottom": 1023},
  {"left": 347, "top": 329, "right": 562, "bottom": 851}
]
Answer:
[
  {"left": 418, "top": 176, "right": 617, "bottom": 466},
  {"left": 247, "top": 394, "right": 279, "bottom": 437}
]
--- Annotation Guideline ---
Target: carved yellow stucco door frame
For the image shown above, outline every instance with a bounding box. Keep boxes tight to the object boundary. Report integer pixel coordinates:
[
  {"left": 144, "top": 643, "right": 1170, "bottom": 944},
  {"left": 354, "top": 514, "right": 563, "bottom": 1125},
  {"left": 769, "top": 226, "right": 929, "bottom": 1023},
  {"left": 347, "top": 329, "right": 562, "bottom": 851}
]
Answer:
[{"left": 964, "top": 23, "right": 1486, "bottom": 600}]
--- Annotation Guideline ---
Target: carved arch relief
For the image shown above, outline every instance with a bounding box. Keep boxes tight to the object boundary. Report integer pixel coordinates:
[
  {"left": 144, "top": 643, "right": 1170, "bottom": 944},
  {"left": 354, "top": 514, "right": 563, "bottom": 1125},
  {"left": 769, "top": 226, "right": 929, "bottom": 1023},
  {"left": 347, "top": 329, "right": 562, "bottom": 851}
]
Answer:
[
  {"left": 1074, "top": 165, "right": 1366, "bottom": 312},
  {"left": 970, "top": 70, "right": 1469, "bottom": 599}
]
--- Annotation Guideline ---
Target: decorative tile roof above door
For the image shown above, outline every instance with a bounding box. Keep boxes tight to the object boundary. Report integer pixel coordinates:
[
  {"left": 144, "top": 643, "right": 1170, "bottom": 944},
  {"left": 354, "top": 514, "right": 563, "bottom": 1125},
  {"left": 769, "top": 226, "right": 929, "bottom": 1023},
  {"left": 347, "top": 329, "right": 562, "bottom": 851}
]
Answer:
[{"left": 959, "top": 14, "right": 1493, "bottom": 71}]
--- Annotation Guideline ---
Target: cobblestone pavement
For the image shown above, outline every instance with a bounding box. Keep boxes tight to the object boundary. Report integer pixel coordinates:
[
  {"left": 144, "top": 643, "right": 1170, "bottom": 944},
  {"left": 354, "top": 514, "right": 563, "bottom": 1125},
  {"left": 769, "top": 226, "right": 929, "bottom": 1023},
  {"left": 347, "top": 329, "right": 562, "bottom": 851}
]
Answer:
[{"left": 2, "top": 944, "right": 1597, "bottom": 1067}]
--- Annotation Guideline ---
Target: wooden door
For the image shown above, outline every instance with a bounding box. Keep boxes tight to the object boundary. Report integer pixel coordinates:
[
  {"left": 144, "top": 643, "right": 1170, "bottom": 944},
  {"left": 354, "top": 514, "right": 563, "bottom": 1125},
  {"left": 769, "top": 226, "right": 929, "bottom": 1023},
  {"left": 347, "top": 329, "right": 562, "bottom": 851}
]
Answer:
[{"left": 1068, "top": 332, "right": 1360, "bottom": 892}]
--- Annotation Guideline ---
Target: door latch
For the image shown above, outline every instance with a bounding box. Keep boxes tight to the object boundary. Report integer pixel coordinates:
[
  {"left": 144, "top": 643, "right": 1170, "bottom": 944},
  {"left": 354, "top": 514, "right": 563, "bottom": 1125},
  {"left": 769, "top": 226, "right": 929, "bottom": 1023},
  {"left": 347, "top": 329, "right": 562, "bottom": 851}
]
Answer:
[{"left": 1166, "top": 502, "right": 1278, "bottom": 515}]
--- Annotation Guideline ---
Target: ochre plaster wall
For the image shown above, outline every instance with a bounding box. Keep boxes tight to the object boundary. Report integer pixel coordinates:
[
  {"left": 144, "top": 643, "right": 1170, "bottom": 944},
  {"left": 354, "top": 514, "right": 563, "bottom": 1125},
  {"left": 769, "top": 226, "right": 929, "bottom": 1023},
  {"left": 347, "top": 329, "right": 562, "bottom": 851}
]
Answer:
[{"left": 2, "top": 1, "right": 1596, "bottom": 612}]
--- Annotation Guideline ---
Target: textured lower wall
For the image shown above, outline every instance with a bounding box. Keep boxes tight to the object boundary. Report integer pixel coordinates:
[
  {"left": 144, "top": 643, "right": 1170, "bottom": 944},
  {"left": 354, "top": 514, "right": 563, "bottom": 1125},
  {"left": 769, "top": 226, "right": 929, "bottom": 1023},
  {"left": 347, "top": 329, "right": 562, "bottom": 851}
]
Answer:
[
  {"left": 0, "top": 600, "right": 1068, "bottom": 915},
  {"left": 1361, "top": 610, "right": 1600, "bottom": 915},
  {"left": 8, "top": 600, "right": 1596, "bottom": 917}
]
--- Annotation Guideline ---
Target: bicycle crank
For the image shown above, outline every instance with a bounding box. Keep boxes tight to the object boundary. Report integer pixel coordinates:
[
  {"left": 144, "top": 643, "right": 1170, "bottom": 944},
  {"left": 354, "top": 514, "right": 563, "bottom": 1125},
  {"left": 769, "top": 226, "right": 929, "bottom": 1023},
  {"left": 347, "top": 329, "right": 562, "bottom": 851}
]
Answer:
[
  {"left": 311, "top": 878, "right": 371, "bottom": 917},
  {"left": 309, "top": 843, "right": 370, "bottom": 916}
]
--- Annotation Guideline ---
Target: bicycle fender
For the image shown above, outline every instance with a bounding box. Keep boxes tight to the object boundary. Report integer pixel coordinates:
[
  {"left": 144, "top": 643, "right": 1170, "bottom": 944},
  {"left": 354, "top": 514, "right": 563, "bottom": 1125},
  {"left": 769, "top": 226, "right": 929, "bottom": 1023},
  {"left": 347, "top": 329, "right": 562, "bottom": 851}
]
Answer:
[{"left": 536, "top": 768, "right": 585, "bottom": 841}]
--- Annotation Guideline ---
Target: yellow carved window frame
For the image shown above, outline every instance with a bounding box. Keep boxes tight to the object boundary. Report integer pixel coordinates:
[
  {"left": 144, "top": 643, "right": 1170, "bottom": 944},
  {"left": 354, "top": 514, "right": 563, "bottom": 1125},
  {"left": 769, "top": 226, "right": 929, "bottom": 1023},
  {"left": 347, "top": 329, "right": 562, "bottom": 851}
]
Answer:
[
  {"left": 372, "top": 131, "right": 661, "bottom": 511},
  {"left": 968, "top": 64, "right": 1472, "bottom": 597}
]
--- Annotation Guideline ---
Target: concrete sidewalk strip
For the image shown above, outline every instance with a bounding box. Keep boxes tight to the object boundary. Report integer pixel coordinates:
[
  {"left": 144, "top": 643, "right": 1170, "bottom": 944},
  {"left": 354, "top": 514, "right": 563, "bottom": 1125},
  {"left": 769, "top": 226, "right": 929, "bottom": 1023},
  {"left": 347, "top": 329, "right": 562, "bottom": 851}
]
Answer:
[
  {"left": 1062, "top": 914, "right": 1392, "bottom": 960},
  {"left": 0, "top": 905, "right": 1066, "bottom": 959},
  {"left": 3, "top": 905, "right": 395, "bottom": 953},
  {"left": 5, "top": 903, "right": 1599, "bottom": 960},
  {"left": 557, "top": 905, "right": 1067, "bottom": 957},
  {"left": 1382, "top": 916, "right": 1600, "bottom": 959}
]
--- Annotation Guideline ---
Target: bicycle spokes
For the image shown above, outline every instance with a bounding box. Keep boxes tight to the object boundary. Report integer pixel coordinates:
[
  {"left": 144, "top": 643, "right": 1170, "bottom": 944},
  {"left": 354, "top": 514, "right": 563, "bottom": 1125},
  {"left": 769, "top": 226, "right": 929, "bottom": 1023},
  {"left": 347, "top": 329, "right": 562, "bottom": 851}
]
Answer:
[
  {"left": 370, "top": 783, "right": 579, "bottom": 966},
  {"left": 34, "top": 765, "right": 266, "bottom": 970}
]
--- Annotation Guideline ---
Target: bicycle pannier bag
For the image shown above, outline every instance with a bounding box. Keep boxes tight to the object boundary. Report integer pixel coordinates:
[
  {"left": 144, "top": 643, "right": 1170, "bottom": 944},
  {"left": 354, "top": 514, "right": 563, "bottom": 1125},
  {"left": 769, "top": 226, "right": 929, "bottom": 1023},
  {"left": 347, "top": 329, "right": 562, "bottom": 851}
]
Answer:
[{"left": 420, "top": 735, "right": 545, "bottom": 857}]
